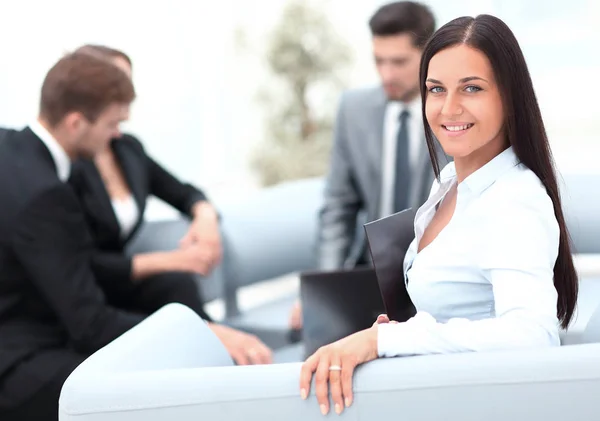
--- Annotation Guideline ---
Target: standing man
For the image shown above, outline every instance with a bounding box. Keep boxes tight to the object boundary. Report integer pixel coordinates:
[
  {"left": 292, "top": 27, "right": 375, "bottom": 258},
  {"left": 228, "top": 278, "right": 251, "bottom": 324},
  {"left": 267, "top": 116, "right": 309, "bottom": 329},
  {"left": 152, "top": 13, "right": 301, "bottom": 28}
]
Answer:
[
  {"left": 0, "top": 52, "right": 138, "bottom": 421},
  {"left": 290, "top": 2, "right": 439, "bottom": 328}
]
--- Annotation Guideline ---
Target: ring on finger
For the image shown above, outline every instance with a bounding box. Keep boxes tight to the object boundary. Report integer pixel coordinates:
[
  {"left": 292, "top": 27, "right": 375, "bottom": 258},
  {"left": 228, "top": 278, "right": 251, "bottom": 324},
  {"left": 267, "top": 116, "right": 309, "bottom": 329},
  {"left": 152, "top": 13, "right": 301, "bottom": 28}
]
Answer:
[{"left": 329, "top": 365, "right": 342, "bottom": 371}]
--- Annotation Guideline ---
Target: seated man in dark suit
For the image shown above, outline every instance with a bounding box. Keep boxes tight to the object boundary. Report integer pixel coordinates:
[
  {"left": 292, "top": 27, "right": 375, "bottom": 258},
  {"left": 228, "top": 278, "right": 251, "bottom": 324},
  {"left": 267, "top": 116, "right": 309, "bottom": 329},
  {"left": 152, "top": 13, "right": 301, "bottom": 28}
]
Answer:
[{"left": 0, "top": 52, "right": 140, "bottom": 421}]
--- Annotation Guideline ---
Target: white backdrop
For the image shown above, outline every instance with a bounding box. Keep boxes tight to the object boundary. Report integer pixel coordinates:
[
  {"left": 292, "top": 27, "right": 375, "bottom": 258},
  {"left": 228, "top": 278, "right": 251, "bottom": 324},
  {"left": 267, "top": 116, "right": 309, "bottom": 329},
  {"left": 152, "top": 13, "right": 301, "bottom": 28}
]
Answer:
[{"left": 0, "top": 0, "right": 597, "bottom": 219}]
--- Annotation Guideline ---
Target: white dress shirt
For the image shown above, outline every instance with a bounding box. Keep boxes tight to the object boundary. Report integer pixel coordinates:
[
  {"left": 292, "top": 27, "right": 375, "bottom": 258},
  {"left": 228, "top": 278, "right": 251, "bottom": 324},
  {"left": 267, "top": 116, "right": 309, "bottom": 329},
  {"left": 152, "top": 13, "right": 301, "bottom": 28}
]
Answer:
[
  {"left": 29, "top": 119, "right": 71, "bottom": 182},
  {"left": 379, "top": 97, "right": 423, "bottom": 218},
  {"left": 111, "top": 195, "right": 140, "bottom": 239},
  {"left": 378, "top": 146, "right": 561, "bottom": 357}
]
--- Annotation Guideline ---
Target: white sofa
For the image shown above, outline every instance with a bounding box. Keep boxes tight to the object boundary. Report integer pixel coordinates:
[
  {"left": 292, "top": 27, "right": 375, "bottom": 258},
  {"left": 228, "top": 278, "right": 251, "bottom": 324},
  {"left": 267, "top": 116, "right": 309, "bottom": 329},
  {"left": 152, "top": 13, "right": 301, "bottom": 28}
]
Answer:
[{"left": 59, "top": 300, "right": 600, "bottom": 421}]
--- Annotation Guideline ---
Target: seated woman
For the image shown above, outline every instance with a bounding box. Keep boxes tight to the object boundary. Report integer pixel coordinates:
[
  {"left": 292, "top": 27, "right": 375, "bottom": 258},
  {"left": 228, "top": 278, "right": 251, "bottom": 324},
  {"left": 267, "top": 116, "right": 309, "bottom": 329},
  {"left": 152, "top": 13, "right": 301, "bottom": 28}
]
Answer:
[
  {"left": 299, "top": 14, "right": 578, "bottom": 415},
  {"left": 69, "top": 45, "right": 272, "bottom": 366}
]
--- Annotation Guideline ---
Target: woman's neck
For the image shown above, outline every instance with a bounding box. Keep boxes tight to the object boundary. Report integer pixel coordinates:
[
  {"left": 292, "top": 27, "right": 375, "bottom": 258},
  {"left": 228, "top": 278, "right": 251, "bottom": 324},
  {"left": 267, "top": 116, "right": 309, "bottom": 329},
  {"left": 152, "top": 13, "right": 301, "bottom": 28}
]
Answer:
[{"left": 454, "top": 138, "right": 509, "bottom": 183}]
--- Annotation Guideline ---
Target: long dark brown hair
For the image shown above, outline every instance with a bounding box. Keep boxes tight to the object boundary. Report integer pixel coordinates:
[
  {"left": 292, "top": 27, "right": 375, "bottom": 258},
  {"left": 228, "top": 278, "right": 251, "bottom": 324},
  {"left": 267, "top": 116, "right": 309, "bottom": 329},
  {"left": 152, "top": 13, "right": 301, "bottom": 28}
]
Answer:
[{"left": 419, "top": 15, "right": 578, "bottom": 328}]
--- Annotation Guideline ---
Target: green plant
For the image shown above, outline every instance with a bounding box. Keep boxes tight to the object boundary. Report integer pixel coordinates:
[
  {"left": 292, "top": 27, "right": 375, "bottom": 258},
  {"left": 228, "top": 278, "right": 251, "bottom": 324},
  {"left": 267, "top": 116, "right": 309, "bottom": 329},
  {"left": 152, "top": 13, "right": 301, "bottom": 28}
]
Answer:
[{"left": 251, "top": 0, "right": 352, "bottom": 186}]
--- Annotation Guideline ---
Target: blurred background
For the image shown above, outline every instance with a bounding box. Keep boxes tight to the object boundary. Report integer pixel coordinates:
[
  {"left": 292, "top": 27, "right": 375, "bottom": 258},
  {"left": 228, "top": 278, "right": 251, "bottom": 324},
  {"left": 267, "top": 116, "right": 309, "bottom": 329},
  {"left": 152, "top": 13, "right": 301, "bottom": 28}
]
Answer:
[{"left": 0, "top": 0, "right": 597, "bottom": 221}]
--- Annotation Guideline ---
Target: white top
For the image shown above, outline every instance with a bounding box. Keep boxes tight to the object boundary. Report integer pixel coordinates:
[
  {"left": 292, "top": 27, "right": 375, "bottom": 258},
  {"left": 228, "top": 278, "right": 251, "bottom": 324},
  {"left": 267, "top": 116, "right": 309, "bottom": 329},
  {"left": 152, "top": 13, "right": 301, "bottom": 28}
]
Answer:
[
  {"left": 111, "top": 195, "right": 140, "bottom": 239},
  {"left": 379, "top": 97, "right": 423, "bottom": 218},
  {"left": 29, "top": 119, "right": 71, "bottom": 182},
  {"left": 377, "top": 146, "right": 561, "bottom": 357}
]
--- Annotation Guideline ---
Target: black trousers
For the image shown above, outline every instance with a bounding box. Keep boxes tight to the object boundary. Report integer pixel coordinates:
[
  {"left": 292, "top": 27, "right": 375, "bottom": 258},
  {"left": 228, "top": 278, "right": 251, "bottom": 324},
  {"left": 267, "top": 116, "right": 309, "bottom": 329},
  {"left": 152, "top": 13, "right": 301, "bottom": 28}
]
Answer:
[
  {"left": 0, "top": 350, "right": 87, "bottom": 421},
  {"left": 108, "top": 271, "right": 212, "bottom": 321},
  {"left": 0, "top": 273, "right": 209, "bottom": 419}
]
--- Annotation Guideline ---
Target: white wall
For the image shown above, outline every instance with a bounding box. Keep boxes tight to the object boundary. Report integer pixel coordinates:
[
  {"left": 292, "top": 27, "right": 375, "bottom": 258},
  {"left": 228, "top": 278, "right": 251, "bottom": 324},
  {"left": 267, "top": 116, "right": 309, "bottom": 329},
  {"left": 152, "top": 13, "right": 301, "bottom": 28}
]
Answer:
[{"left": 0, "top": 0, "right": 597, "bottom": 219}]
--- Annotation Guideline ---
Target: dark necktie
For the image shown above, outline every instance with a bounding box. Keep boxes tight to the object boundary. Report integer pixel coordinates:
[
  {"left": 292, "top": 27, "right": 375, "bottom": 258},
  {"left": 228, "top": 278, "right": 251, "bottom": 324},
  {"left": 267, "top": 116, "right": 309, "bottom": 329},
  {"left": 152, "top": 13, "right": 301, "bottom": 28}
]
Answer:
[{"left": 393, "top": 109, "right": 411, "bottom": 213}]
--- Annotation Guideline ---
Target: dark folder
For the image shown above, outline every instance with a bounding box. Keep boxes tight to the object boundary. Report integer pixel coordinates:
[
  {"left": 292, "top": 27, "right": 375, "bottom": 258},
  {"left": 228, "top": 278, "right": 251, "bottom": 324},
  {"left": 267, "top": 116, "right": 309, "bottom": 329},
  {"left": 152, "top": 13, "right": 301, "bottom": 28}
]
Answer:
[{"left": 364, "top": 208, "right": 417, "bottom": 323}]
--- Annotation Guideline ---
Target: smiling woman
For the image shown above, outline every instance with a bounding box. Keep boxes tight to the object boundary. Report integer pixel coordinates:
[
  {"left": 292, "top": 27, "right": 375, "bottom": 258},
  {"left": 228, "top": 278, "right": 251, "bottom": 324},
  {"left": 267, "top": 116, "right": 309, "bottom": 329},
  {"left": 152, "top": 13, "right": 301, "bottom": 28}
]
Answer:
[
  {"left": 424, "top": 44, "right": 507, "bottom": 177},
  {"left": 299, "top": 13, "right": 579, "bottom": 416}
]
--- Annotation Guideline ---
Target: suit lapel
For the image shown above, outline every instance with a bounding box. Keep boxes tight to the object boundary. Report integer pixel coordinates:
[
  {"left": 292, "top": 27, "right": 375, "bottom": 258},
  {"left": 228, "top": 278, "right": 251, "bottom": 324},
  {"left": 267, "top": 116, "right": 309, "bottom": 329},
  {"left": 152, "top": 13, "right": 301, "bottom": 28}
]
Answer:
[
  {"left": 111, "top": 140, "right": 146, "bottom": 215},
  {"left": 75, "top": 158, "right": 122, "bottom": 240},
  {"left": 72, "top": 139, "right": 148, "bottom": 245},
  {"left": 364, "top": 88, "right": 387, "bottom": 216}
]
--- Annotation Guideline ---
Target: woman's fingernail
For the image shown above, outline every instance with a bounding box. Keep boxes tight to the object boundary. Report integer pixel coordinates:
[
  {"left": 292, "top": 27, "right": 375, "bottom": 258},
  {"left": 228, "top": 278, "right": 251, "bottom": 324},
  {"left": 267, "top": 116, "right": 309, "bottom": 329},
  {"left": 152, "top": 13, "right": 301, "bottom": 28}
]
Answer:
[
  {"left": 300, "top": 389, "right": 307, "bottom": 400},
  {"left": 345, "top": 397, "right": 352, "bottom": 407},
  {"left": 320, "top": 404, "right": 328, "bottom": 415},
  {"left": 335, "top": 403, "right": 342, "bottom": 414}
]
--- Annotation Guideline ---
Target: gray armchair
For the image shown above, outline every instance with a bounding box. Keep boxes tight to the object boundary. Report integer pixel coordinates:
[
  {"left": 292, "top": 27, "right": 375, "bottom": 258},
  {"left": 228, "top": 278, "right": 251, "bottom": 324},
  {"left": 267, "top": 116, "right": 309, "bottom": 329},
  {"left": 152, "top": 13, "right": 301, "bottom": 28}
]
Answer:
[{"left": 127, "top": 177, "right": 324, "bottom": 351}]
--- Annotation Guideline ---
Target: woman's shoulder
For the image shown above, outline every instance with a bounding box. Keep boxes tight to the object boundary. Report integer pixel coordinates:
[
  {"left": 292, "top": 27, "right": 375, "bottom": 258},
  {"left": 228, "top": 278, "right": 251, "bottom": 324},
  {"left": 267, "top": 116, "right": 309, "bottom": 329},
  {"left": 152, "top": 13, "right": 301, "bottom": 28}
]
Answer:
[
  {"left": 480, "top": 164, "right": 560, "bottom": 262},
  {"left": 484, "top": 164, "right": 557, "bottom": 231},
  {"left": 493, "top": 163, "right": 550, "bottom": 201}
]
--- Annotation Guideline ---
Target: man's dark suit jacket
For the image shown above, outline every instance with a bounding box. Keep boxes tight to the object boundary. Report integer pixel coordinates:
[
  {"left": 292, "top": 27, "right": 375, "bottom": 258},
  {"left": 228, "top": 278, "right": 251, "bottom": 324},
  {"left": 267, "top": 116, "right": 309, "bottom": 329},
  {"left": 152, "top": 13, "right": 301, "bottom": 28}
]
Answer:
[
  {"left": 68, "top": 134, "right": 208, "bottom": 295},
  {"left": 0, "top": 128, "right": 144, "bottom": 408}
]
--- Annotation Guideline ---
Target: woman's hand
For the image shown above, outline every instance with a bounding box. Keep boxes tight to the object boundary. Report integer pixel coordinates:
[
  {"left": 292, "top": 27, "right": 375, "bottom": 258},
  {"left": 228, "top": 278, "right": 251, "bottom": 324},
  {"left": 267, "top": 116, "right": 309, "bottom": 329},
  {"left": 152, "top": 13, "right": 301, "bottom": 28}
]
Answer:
[
  {"left": 170, "top": 244, "right": 214, "bottom": 275},
  {"left": 131, "top": 246, "right": 212, "bottom": 281},
  {"left": 180, "top": 202, "right": 222, "bottom": 272},
  {"left": 373, "top": 313, "right": 399, "bottom": 326},
  {"left": 299, "top": 326, "right": 379, "bottom": 415}
]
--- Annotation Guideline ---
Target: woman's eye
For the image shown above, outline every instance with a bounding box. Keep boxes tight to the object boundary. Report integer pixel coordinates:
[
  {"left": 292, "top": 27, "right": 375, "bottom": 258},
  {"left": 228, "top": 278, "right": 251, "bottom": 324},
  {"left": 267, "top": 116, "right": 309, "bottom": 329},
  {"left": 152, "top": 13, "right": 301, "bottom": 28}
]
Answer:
[
  {"left": 428, "top": 86, "right": 444, "bottom": 93},
  {"left": 465, "top": 85, "right": 482, "bottom": 93}
]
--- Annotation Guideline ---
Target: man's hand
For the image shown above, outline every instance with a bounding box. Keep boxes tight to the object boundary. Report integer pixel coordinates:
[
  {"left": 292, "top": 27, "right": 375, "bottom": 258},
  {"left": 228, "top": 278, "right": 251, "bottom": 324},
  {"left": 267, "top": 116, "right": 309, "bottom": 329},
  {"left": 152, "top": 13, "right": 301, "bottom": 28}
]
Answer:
[
  {"left": 179, "top": 201, "right": 222, "bottom": 272},
  {"left": 208, "top": 323, "right": 273, "bottom": 365}
]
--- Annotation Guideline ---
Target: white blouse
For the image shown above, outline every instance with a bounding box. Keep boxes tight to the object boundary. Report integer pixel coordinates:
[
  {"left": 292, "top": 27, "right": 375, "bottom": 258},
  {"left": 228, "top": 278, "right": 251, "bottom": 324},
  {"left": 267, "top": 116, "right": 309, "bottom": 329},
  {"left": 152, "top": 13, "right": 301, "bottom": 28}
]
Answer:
[
  {"left": 377, "top": 146, "right": 561, "bottom": 357},
  {"left": 111, "top": 195, "right": 140, "bottom": 239}
]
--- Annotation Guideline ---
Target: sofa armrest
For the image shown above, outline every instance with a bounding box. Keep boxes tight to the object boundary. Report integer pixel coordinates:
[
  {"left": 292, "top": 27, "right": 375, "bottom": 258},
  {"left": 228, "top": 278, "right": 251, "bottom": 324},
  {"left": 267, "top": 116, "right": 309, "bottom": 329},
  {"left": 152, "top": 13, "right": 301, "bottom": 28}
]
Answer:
[
  {"left": 574, "top": 254, "right": 600, "bottom": 277},
  {"left": 60, "top": 304, "right": 600, "bottom": 421},
  {"left": 61, "top": 303, "right": 232, "bottom": 379}
]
